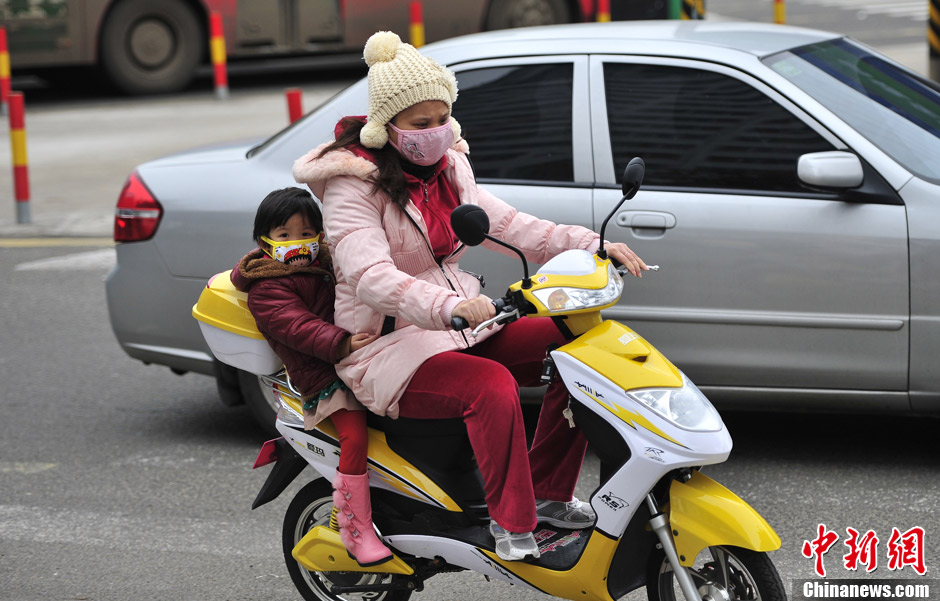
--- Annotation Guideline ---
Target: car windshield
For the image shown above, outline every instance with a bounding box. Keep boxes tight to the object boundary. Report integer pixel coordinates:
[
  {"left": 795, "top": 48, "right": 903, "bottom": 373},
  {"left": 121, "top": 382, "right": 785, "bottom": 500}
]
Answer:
[{"left": 765, "top": 38, "right": 940, "bottom": 183}]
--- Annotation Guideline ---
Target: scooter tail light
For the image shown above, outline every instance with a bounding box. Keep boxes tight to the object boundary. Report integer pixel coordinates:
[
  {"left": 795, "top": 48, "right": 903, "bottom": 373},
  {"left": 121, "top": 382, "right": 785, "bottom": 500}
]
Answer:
[
  {"left": 252, "top": 438, "right": 281, "bottom": 469},
  {"left": 114, "top": 171, "right": 163, "bottom": 242}
]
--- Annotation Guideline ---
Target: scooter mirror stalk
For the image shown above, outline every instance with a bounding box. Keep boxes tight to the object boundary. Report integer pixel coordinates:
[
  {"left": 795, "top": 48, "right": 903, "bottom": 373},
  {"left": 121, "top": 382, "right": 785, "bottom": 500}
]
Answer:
[
  {"left": 598, "top": 157, "right": 645, "bottom": 260},
  {"left": 451, "top": 204, "right": 532, "bottom": 289}
]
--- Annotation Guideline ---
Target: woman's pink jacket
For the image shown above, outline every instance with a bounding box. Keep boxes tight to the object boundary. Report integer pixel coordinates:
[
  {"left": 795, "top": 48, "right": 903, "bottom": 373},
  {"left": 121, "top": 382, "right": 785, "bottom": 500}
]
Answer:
[{"left": 293, "top": 138, "right": 600, "bottom": 418}]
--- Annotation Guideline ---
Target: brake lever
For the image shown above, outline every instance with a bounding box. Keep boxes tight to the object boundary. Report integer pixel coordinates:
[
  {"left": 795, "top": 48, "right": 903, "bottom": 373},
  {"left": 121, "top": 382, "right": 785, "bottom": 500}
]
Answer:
[
  {"left": 471, "top": 308, "right": 521, "bottom": 338},
  {"left": 617, "top": 264, "right": 660, "bottom": 276}
]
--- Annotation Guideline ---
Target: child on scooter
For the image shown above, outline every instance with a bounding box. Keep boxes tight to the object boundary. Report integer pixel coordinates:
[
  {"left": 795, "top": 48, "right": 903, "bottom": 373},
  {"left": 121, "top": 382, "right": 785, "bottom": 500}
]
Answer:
[{"left": 230, "top": 186, "right": 392, "bottom": 566}]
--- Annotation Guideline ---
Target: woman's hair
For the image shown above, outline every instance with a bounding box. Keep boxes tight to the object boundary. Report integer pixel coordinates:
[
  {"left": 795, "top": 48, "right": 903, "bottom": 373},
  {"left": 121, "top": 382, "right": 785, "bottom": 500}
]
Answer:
[
  {"left": 252, "top": 187, "right": 323, "bottom": 243},
  {"left": 317, "top": 116, "right": 411, "bottom": 209}
]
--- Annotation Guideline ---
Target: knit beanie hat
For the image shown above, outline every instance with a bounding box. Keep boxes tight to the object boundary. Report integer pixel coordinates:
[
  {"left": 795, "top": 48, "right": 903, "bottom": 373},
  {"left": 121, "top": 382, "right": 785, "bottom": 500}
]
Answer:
[{"left": 360, "top": 31, "right": 461, "bottom": 149}]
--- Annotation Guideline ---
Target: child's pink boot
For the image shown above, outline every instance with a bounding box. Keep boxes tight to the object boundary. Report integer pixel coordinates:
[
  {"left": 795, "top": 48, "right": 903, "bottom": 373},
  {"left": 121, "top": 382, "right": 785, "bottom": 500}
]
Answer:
[{"left": 332, "top": 471, "right": 393, "bottom": 566}]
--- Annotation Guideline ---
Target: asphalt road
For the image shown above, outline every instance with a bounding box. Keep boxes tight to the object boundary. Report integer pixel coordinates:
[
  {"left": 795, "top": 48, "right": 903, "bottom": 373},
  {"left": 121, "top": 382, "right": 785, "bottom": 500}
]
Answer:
[{"left": 1, "top": 243, "right": 938, "bottom": 600}]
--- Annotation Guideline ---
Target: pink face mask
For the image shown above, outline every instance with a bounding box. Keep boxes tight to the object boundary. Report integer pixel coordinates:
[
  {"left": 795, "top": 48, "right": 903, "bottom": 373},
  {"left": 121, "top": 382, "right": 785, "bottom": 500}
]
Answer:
[{"left": 388, "top": 120, "right": 454, "bottom": 166}]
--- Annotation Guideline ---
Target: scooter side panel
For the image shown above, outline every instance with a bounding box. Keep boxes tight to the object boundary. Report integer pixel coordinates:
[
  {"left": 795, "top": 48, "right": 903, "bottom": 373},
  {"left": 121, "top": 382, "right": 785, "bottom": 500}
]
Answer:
[{"left": 276, "top": 422, "right": 463, "bottom": 511}]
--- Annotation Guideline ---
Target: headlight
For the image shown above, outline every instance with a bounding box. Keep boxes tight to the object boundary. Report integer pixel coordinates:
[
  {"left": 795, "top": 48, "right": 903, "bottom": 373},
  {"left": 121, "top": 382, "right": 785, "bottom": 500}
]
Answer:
[
  {"left": 627, "top": 374, "right": 722, "bottom": 431},
  {"left": 532, "top": 264, "right": 623, "bottom": 312}
]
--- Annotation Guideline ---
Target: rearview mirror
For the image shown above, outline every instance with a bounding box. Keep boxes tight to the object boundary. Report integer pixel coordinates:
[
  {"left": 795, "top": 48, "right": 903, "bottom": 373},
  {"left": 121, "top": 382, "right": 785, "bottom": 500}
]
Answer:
[
  {"left": 450, "top": 204, "right": 490, "bottom": 247},
  {"left": 798, "top": 151, "right": 864, "bottom": 190},
  {"left": 621, "top": 157, "right": 646, "bottom": 199}
]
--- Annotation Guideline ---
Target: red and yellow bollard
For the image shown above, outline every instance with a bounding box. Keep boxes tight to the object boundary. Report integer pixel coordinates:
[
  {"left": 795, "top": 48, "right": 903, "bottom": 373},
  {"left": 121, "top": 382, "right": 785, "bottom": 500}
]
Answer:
[
  {"left": 930, "top": 0, "right": 940, "bottom": 82},
  {"left": 410, "top": 1, "right": 425, "bottom": 48},
  {"left": 0, "top": 26, "right": 11, "bottom": 116},
  {"left": 774, "top": 0, "right": 787, "bottom": 24},
  {"left": 209, "top": 12, "right": 229, "bottom": 99},
  {"left": 597, "top": 0, "right": 611, "bottom": 22},
  {"left": 8, "top": 92, "right": 30, "bottom": 223},
  {"left": 286, "top": 88, "right": 303, "bottom": 124}
]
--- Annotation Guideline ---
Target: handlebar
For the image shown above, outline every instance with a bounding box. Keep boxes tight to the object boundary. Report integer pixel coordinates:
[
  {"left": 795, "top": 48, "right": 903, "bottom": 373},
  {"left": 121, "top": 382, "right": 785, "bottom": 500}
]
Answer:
[{"left": 450, "top": 297, "right": 515, "bottom": 334}]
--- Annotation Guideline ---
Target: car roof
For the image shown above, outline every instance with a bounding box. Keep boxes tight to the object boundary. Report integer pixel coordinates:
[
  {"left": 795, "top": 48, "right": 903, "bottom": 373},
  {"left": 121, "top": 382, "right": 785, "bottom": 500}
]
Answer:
[{"left": 423, "top": 20, "right": 842, "bottom": 62}]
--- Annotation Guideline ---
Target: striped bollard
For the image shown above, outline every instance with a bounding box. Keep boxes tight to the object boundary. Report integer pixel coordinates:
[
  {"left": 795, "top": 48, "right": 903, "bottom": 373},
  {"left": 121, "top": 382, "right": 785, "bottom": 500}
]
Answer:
[
  {"left": 597, "top": 0, "right": 611, "bottom": 22},
  {"left": 286, "top": 88, "right": 303, "bottom": 124},
  {"left": 210, "top": 12, "right": 229, "bottom": 99},
  {"left": 410, "top": 1, "right": 425, "bottom": 48},
  {"left": 681, "top": 0, "right": 705, "bottom": 19},
  {"left": 774, "top": 0, "right": 786, "bottom": 24},
  {"left": 931, "top": 0, "right": 940, "bottom": 82},
  {"left": 0, "top": 27, "right": 11, "bottom": 116},
  {"left": 8, "top": 92, "right": 30, "bottom": 224}
]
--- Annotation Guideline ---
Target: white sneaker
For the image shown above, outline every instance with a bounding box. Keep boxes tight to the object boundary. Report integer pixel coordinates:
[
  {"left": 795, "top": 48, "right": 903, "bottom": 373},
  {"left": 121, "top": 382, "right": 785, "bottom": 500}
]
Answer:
[
  {"left": 535, "top": 497, "right": 596, "bottom": 529},
  {"left": 489, "top": 520, "right": 540, "bottom": 561}
]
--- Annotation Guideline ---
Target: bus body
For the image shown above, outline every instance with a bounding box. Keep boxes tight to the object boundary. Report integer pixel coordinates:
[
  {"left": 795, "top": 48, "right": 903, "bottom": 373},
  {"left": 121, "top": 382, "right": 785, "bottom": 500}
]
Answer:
[{"left": 1, "top": 0, "right": 642, "bottom": 94}]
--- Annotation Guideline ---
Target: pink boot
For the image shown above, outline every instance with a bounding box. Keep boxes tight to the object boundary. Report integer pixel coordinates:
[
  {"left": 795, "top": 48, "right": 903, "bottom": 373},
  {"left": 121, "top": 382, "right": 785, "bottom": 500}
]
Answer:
[{"left": 332, "top": 471, "right": 393, "bottom": 566}]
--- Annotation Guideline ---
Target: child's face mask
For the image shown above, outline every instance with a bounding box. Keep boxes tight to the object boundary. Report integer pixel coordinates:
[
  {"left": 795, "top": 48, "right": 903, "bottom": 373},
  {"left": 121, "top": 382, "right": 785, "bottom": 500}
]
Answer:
[{"left": 260, "top": 234, "right": 320, "bottom": 267}]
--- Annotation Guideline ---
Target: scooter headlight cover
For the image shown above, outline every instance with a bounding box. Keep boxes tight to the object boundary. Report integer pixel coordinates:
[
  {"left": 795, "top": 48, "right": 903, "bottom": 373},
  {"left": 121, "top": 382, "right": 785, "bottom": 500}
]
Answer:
[
  {"left": 628, "top": 374, "right": 722, "bottom": 431},
  {"left": 273, "top": 387, "right": 305, "bottom": 428},
  {"left": 532, "top": 264, "right": 623, "bottom": 312}
]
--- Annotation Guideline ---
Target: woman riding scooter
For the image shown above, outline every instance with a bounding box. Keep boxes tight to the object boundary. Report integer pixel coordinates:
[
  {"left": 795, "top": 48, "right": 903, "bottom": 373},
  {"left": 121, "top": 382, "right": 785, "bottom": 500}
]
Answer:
[{"left": 292, "top": 30, "right": 648, "bottom": 561}]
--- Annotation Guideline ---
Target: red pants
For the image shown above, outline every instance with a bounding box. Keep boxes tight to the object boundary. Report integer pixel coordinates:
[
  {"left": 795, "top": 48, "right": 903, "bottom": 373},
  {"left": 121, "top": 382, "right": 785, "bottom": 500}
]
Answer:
[
  {"left": 396, "top": 318, "right": 588, "bottom": 533},
  {"left": 332, "top": 408, "right": 368, "bottom": 475}
]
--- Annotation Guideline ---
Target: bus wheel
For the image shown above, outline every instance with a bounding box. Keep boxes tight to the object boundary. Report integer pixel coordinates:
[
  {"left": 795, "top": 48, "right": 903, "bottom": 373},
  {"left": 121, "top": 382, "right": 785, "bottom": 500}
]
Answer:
[
  {"left": 100, "top": 0, "right": 203, "bottom": 94},
  {"left": 485, "top": 0, "right": 574, "bottom": 30}
]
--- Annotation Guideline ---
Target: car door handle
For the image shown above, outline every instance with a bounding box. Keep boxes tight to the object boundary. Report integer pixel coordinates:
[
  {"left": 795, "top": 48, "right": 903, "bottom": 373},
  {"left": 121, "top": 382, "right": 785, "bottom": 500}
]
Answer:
[{"left": 615, "top": 211, "right": 676, "bottom": 229}]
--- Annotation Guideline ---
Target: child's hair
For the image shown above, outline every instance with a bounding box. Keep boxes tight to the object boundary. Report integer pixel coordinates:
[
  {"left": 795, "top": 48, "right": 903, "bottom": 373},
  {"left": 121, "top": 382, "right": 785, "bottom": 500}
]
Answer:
[{"left": 252, "top": 187, "right": 323, "bottom": 244}]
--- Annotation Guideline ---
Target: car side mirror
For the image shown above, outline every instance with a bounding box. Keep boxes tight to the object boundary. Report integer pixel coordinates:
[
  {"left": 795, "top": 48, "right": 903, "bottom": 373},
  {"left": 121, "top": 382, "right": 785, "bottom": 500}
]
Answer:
[
  {"left": 621, "top": 157, "right": 646, "bottom": 199},
  {"left": 450, "top": 204, "right": 490, "bottom": 247},
  {"left": 798, "top": 151, "right": 864, "bottom": 190}
]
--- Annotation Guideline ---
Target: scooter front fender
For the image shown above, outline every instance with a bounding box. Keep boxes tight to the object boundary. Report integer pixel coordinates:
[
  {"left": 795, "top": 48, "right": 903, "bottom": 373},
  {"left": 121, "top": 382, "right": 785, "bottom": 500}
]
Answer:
[
  {"left": 669, "top": 471, "right": 781, "bottom": 567},
  {"left": 292, "top": 526, "right": 414, "bottom": 575}
]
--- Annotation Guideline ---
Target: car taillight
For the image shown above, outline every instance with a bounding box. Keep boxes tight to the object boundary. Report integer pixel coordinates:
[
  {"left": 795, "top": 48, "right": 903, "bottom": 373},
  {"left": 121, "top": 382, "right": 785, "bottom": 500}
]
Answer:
[{"left": 114, "top": 171, "right": 163, "bottom": 242}]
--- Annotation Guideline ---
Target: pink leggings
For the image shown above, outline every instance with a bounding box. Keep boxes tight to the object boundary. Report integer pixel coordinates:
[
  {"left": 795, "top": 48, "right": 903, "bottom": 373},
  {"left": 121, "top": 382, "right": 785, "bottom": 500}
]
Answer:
[{"left": 396, "top": 318, "right": 588, "bottom": 533}]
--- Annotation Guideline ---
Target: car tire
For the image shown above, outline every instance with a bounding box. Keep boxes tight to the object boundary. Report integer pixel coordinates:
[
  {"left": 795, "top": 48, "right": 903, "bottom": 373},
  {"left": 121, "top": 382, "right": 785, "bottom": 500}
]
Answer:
[
  {"left": 237, "top": 369, "right": 280, "bottom": 437},
  {"left": 99, "top": 0, "right": 204, "bottom": 94},
  {"left": 484, "top": 0, "right": 574, "bottom": 30}
]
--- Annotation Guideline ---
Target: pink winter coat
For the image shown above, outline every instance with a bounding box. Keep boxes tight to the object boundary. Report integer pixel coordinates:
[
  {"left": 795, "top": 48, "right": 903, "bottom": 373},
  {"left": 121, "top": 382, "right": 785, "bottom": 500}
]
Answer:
[{"left": 292, "top": 130, "right": 600, "bottom": 418}]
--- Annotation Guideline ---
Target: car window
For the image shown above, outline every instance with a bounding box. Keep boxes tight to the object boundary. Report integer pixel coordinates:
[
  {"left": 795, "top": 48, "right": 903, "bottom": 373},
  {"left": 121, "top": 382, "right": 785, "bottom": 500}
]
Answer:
[
  {"left": 452, "top": 63, "right": 574, "bottom": 182},
  {"left": 603, "top": 63, "right": 834, "bottom": 192},
  {"left": 766, "top": 38, "right": 940, "bottom": 183}
]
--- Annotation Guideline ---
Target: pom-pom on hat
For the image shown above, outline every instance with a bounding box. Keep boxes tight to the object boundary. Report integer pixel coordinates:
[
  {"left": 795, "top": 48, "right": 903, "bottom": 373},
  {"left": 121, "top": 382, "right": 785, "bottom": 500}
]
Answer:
[{"left": 360, "top": 31, "right": 460, "bottom": 149}]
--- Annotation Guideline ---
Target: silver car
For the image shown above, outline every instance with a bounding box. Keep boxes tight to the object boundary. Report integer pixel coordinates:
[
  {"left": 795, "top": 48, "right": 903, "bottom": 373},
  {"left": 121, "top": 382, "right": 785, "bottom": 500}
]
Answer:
[{"left": 105, "top": 21, "right": 940, "bottom": 430}]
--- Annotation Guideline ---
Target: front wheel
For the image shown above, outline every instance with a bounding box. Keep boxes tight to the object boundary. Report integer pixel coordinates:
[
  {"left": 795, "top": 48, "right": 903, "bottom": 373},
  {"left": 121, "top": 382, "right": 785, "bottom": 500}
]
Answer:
[
  {"left": 647, "top": 545, "right": 787, "bottom": 601},
  {"left": 283, "top": 479, "right": 414, "bottom": 601}
]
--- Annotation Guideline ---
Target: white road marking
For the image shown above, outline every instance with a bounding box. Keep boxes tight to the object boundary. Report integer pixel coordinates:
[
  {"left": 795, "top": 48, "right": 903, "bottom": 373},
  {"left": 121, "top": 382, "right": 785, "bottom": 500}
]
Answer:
[
  {"left": 0, "top": 504, "right": 279, "bottom": 557},
  {"left": 14, "top": 248, "right": 116, "bottom": 271}
]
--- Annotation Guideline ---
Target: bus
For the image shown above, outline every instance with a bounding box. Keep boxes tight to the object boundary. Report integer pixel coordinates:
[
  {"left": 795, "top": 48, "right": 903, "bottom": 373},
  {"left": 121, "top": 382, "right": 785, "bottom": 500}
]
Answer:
[{"left": 0, "top": 0, "right": 661, "bottom": 95}]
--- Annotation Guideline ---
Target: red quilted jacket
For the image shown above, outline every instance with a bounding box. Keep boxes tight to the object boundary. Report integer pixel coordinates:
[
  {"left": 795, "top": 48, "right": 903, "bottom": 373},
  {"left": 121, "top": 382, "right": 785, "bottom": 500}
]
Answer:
[{"left": 230, "top": 248, "right": 349, "bottom": 398}]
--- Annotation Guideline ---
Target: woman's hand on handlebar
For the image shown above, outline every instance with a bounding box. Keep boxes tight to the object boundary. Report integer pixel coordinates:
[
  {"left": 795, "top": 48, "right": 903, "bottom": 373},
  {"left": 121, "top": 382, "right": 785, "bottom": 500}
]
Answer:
[
  {"left": 605, "top": 242, "right": 648, "bottom": 278},
  {"left": 452, "top": 297, "right": 496, "bottom": 330}
]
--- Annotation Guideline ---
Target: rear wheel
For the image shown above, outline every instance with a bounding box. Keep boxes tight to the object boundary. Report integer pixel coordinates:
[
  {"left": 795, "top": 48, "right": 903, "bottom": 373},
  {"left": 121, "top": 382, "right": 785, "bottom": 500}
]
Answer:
[
  {"left": 646, "top": 545, "right": 787, "bottom": 601},
  {"left": 484, "top": 0, "right": 574, "bottom": 30},
  {"left": 99, "top": 0, "right": 203, "bottom": 94},
  {"left": 283, "top": 479, "right": 414, "bottom": 601}
]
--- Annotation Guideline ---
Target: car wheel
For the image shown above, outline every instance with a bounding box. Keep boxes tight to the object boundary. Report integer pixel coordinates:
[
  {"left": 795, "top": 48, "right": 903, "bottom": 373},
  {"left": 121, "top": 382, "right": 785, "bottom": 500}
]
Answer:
[
  {"left": 485, "top": 0, "right": 574, "bottom": 30},
  {"left": 237, "top": 369, "right": 280, "bottom": 437},
  {"left": 99, "top": 0, "right": 203, "bottom": 94},
  {"left": 283, "top": 479, "right": 413, "bottom": 601}
]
